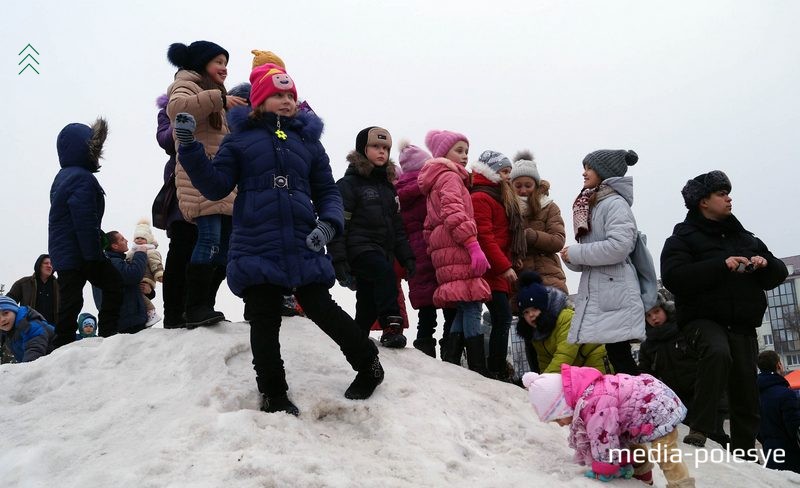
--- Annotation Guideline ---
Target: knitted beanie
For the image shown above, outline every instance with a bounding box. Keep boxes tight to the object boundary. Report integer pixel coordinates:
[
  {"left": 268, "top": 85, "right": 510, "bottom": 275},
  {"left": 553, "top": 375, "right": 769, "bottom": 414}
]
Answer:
[
  {"left": 510, "top": 151, "right": 541, "bottom": 184},
  {"left": 398, "top": 140, "right": 431, "bottom": 173},
  {"left": 478, "top": 150, "right": 512, "bottom": 173},
  {"left": 133, "top": 218, "right": 157, "bottom": 246},
  {"left": 517, "top": 272, "right": 549, "bottom": 313},
  {"left": 0, "top": 295, "right": 19, "bottom": 314},
  {"left": 355, "top": 127, "right": 392, "bottom": 158},
  {"left": 251, "top": 49, "right": 286, "bottom": 69},
  {"left": 583, "top": 149, "right": 639, "bottom": 182},
  {"left": 425, "top": 130, "right": 469, "bottom": 159},
  {"left": 522, "top": 372, "right": 574, "bottom": 422},
  {"left": 680, "top": 170, "right": 732, "bottom": 210},
  {"left": 249, "top": 63, "right": 298, "bottom": 109},
  {"left": 167, "top": 41, "right": 229, "bottom": 73}
]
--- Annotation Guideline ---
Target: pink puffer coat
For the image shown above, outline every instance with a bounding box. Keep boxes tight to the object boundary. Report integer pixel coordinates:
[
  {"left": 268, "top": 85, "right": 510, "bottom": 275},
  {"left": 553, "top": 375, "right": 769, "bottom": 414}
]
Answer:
[{"left": 417, "top": 158, "right": 491, "bottom": 307}]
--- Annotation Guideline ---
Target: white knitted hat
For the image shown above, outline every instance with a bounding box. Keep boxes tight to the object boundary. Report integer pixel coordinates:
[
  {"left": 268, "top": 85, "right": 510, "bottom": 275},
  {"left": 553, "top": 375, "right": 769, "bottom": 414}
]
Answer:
[
  {"left": 133, "top": 218, "right": 157, "bottom": 245},
  {"left": 522, "top": 372, "right": 573, "bottom": 422},
  {"left": 510, "top": 159, "right": 540, "bottom": 184}
]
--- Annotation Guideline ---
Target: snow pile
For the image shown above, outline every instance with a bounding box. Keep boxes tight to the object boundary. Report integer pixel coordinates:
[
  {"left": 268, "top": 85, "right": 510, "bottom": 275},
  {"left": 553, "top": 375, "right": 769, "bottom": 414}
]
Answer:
[{"left": 1, "top": 318, "right": 797, "bottom": 487}]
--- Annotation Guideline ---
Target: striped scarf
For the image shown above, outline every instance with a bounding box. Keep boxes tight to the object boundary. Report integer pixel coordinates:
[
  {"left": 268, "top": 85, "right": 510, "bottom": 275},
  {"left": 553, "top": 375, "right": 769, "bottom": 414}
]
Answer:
[{"left": 572, "top": 184, "right": 614, "bottom": 240}]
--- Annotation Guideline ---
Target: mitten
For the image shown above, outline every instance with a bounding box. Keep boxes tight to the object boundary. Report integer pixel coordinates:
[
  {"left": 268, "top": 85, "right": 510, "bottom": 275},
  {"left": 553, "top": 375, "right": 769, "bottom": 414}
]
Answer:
[
  {"left": 404, "top": 259, "right": 416, "bottom": 279},
  {"left": 174, "top": 113, "right": 197, "bottom": 145},
  {"left": 465, "top": 240, "right": 490, "bottom": 276},
  {"left": 306, "top": 220, "right": 336, "bottom": 252},
  {"left": 130, "top": 244, "right": 153, "bottom": 253}
]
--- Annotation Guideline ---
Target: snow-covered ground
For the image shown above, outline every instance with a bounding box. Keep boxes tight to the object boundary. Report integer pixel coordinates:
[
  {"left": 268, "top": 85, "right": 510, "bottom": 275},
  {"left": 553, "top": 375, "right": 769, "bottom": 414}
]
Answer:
[{"left": 2, "top": 318, "right": 799, "bottom": 488}]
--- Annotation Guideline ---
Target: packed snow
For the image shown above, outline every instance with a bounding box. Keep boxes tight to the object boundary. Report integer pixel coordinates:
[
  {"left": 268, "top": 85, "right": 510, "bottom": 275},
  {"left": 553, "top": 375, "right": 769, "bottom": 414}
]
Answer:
[{"left": 2, "top": 318, "right": 799, "bottom": 488}]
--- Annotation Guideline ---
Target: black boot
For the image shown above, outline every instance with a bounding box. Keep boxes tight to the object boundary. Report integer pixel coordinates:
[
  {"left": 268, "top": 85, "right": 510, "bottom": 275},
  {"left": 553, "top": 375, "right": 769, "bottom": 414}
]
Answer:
[
  {"left": 379, "top": 315, "right": 407, "bottom": 349},
  {"left": 412, "top": 337, "right": 436, "bottom": 358},
  {"left": 465, "top": 334, "right": 489, "bottom": 377},
  {"left": 487, "top": 355, "right": 512, "bottom": 382},
  {"left": 260, "top": 393, "right": 300, "bottom": 417},
  {"left": 442, "top": 332, "right": 465, "bottom": 365},
  {"left": 163, "top": 309, "right": 186, "bottom": 329},
  {"left": 184, "top": 264, "right": 226, "bottom": 329},
  {"left": 208, "top": 264, "right": 227, "bottom": 311},
  {"left": 345, "top": 355, "right": 384, "bottom": 400}
]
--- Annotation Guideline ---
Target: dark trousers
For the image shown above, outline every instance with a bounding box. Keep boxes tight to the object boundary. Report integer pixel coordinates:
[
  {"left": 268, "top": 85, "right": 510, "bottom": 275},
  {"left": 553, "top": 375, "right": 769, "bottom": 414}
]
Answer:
[
  {"left": 55, "top": 259, "right": 123, "bottom": 348},
  {"left": 245, "top": 282, "right": 378, "bottom": 396},
  {"left": 486, "top": 291, "right": 512, "bottom": 367},
  {"left": 417, "top": 305, "right": 457, "bottom": 340},
  {"left": 685, "top": 319, "right": 759, "bottom": 452},
  {"left": 163, "top": 221, "right": 197, "bottom": 321},
  {"left": 350, "top": 251, "right": 400, "bottom": 332},
  {"left": 606, "top": 341, "right": 640, "bottom": 375}
]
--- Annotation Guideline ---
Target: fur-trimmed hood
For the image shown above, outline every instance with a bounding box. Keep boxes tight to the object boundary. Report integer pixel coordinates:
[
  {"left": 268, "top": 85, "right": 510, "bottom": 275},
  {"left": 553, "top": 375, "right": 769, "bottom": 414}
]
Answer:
[
  {"left": 468, "top": 159, "right": 502, "bottom": 183},
  {"left": 226, "top": 105, "right": 324, "bottom": 142},
  {"left": 344, "top": 150, "right": 398, "bottom": 181},
  {"left": 56, "top": 118, "right": 108, "bottom": 172}
]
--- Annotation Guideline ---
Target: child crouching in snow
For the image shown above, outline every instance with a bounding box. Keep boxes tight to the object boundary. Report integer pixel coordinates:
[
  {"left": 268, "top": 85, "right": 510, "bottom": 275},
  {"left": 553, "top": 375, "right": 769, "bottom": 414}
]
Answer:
[{"left": 523, "top": 364, "right": 695, "bottom": 487}]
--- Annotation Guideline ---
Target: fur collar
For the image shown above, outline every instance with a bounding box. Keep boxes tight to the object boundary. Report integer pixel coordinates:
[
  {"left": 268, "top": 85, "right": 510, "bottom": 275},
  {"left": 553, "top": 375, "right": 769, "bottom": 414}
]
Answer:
[
  {"left": 226, "top": 106, "right": 324, "bottom": 142},
  {"left": 467, "top": 159, "right": 502, "bottom": 183},
  {"left": 345, "top": 150, "right": 398, "bottom": 181}
]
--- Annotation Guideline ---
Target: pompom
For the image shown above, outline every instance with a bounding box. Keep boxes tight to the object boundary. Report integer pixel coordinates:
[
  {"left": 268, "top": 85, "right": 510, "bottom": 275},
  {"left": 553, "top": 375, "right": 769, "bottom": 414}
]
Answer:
[
  {"left": 398, "top": 138, "right": 411, "bottom": 153},
  {"left": 156, "top": 94, "right": 169, "bottom": 109},
  {"left": 424, "top": 130, "right": 440, "bottom": 153},
  {"left": 137, "top": 218, "right": 152, "bottom": 226},
  {"left": 518, "top": 271, "right": 544, "bottom": 287},
  {"left": 514, "top": 150, "right": 535, "bottom": 162},
  {"left": 167, "top": 43, "right": 189, "bottom": 68},
  {"left": 625, "top": 150, "right": 639, "bottom": 166}
]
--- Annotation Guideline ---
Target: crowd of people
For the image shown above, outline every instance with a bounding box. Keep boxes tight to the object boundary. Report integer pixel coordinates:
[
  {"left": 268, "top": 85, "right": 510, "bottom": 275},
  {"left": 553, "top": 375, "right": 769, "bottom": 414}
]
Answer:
[{"left": 2, "top": 39, "right": 799, "bottom": 485}]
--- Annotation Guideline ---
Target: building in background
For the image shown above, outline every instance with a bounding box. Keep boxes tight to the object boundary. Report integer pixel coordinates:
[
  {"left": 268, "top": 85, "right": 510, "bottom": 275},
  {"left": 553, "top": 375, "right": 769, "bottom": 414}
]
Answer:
[{"left": 760, "top": 255, "right": 800, "bottom": 372}]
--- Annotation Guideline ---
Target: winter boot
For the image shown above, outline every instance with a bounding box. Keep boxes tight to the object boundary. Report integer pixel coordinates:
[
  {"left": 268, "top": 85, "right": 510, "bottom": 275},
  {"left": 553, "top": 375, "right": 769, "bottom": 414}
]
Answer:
[
  {"left": 345, "top": 355, "right": 385, "bottom": 400},
  {"left": 207, "top": 264, "right": 227, "bottom": 315},
  {"left": 682, "top": 430, "right": 706, "bottom": 447},
  {"left": 260, "top": 393, "right": 300, "bottom": 417},
  {"left": 163, "top": 309, "right": 186, "bottom": 329},
  {"left": 412, "top": 337, "right": 437, "bottom": 358},
  {"left": 442, "top": 332, "right": 465, "bottom": 365},
  {"left": 184, "top": 264, "right": 226, "bottom": 329},
  {"left": 632, "top": 460, "right": 654, "bottom": 485},
  {"left": 379, "top": 315, "right": 407, "bottom": 348},
  {"left": 487, "top": 355, "right": 512, "bottom": 382},
  {"left": 465, "top": 334, "right": 489, "bottom": 377}
]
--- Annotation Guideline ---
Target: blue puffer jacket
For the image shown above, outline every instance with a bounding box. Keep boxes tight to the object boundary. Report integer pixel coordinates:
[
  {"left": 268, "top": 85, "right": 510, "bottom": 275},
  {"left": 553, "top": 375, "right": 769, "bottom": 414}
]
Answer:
[
  {"left": 178, "top": 108, "right": 343, "bottom": 297},
  {"left": 105, "top": 250, "right": 148, "bottom": 333},
  {"left": 48, "top": 122, "right": 106, "bottom": 271},
  {"left": 1, "top": 306, "right": 55, "bottom": 362},
  {"left": 757, "top": 372, "right": 800, "bottom": 473}
]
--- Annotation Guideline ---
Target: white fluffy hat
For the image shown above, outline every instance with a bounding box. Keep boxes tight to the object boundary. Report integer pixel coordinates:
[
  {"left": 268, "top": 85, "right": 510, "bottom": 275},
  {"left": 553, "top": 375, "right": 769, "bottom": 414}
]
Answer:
[
  {"left": 133, "top": 218, "right": 157, "bottom": 246},
  {"left": 522, "top": 372, "right": 573, "bottom": 422}
]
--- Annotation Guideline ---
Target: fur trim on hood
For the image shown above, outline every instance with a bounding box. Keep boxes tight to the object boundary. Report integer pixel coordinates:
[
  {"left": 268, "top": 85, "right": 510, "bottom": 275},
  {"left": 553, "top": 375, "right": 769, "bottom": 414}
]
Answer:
[
  {"left": 345, "top": 150, "right": 398, "bottom": 181},
  {"left": 88, "top": 118, "right": 108, "bottom": 169},
  {"left": 226, "top": 106, "right": 324, "bottom": 142},
  {"left": 467, "top": 159, "right": 502, "bottom": 183}
]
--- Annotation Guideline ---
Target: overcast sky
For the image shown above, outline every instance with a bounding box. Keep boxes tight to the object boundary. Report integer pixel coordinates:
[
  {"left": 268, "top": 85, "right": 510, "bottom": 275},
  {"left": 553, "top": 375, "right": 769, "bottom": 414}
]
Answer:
[{"left": 2, "top": 0, "right": 798, "bottom": 324}]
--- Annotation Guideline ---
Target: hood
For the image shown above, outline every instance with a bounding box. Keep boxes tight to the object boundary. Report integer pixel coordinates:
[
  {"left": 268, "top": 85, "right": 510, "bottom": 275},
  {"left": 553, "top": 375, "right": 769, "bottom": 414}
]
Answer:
[
  {"left": 227, "top": 106, "right": 324, "bottom": 142},
  {"left": 77, "top": 312, "right": 98, "bottom": 337},
  {"left": 600, "top": 176, "right": 633, "bottom": 206},
  {"left": 33, "top": 254, "right": 49, "bottom": 279},
  {"left": 56, "top": 118, "right": 108, "bottom": 172},
  {"left": 156, "top": 94, "right": 168, "bottom": 109},
  {"left": 757, "top": 372, "right": 790, "bottom": 391},
  {"left": 561, "top": 364, "right": 604, "bottom": 408},
  {"left": 345, "top": 150, "right": 398, "bottom": 182},
  {"left": 173, "top": 69, "right": 203, "bottom": 84},
  {"left": 467, "top": 159, "right": 502, "bottom": 183},
  {"left": 417, "top": 157, "right": 470, "bottom": 195}
]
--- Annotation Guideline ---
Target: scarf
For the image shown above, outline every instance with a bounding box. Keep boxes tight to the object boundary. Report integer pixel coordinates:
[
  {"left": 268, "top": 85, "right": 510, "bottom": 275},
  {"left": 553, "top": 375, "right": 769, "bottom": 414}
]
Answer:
[
  {"left": 572, "top": 184, "right": 614, "bottom": 240},
  {"left": 473, "top": 185, "right": 527, "bottom": 263}
]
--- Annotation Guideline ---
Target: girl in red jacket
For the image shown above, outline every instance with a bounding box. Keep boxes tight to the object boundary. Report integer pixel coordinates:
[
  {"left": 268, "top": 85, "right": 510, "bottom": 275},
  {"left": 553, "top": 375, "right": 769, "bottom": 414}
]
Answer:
[
  {"left": 418, "top": 130, "right": 491, "bottom": 375},
  {"left": 469, "top": 150, "right": 525, "bottom": 380}
]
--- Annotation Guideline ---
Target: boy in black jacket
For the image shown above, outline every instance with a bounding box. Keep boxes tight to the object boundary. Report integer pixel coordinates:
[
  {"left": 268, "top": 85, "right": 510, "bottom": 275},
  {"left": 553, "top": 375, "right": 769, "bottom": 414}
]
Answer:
[{"left": 328, "top": 127, "right": 415, "bottom": 348}]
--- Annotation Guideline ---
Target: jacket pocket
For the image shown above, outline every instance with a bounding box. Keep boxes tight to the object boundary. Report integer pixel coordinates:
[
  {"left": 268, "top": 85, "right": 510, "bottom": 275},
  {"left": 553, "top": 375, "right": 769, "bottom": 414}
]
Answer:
[{"left": 596, "top": 269, "right": 625, "bottom": 312}]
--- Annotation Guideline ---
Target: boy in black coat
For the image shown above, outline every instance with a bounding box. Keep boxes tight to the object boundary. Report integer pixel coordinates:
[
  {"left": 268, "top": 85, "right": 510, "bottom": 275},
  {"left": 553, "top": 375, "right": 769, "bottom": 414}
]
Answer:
[{"left": 757, "top": 351, "right": 800, "bottom": 473}]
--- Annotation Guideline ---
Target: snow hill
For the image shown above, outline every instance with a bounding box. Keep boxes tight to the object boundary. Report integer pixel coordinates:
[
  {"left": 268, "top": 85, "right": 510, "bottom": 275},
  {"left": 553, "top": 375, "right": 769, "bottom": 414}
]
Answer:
[{"left": 2, "top": 318, "right": 799, "bottom": 488}]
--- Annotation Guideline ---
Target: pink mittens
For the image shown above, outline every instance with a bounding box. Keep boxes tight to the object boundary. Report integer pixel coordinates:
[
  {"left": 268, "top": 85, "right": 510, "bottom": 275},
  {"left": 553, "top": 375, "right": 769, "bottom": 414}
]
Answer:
[{"left": 465, "top": 241, "right": 490, "bottom": 277}]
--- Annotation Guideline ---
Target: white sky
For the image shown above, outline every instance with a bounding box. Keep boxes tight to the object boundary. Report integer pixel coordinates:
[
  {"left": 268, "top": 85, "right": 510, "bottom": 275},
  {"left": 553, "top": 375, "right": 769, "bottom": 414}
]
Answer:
[
  {"left": 2, "top": 0, "right": 799, "bottom": 325},
  {"left": 2, "top": 319, "right": 798, "bottom": 486}
]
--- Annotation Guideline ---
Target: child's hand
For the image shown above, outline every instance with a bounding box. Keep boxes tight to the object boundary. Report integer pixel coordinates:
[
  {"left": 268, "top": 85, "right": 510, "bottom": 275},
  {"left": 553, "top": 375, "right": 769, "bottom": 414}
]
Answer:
[
  {"left": 306, "top": 220, "right": 336, "bottom": 252},
  {"left": 174, "top": 113, "right": 197, "bottom": 145}
]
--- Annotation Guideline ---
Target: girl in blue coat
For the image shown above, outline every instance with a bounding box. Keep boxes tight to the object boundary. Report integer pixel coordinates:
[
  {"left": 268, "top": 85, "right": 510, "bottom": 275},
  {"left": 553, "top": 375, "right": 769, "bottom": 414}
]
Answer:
[{"left": 173, "top": 63, "right": 383, "bottom": 416}]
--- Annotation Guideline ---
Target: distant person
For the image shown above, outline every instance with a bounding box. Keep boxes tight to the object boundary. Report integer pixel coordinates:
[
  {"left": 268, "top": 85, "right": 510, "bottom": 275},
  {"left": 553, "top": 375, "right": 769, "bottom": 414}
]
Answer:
[
  {"left": 560, "top": 149, "right": 644, "bottom": 375},
  {"left": 172, "top": 62, "right": 384, "bottom": 416},
  {"left": 515, "top": 272, "right": 609, "bottom": 374},
  {"left": 48, "top": 117, "right": 123, "bottom": 347},
  {"left": 418, "top": 129, "right": 491, "bottom": 373},
  {"left": 328, "top": 126, "right": 415, "bottom": 348},
  {"left": 0, "top": 295, "right": 55, "bottom": 363},
  {"left": 523, "top": 365, "right": 695, "bottom": 487},
  {"left": 756, "top": 351, "right": 800, "bottom": 473},
  {"left": 128, "top": 219, "right": 164, "bottom": 327},
  {"left": 394, "top": 140, "right": 455, "bottom": 359},
  {"left": 661, "top": 170, "right": 788, "bottom": 455},
  {"left": 75, "top": 312, "right": 98, "bottom": 340},
  {"left": 6, "top": 254, "right": 59, "bottom": 324},
  {"left": 102, "top": 231, "right": 153, "bottom": 334}
]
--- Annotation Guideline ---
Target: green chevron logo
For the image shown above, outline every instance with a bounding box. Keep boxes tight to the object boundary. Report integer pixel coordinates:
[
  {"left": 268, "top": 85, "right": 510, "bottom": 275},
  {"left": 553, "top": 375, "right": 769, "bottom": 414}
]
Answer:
[{"left": 18, "top": 44, "right": 40, "bottom": 75}]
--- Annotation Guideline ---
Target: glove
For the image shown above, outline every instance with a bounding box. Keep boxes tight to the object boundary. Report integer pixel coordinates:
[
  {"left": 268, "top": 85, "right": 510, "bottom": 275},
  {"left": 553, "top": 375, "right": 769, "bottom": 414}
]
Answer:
[
  {"left": 306, "top": 220, "right": 336, "bottom": 252},
  {"left": 465, "top": 240, "right": 490, "bottom": 277},
  {"left": 131, "top": 244, "right": 155, "bottom": 253},
  {"left": 334, "top": 261, "right": 357, "bottom": 290},
  {"left": 404, "top": 259, "right": 416, "bottom": 279},
  {"left": 174, "top": 113, "right": 197, "bottom": 145}
]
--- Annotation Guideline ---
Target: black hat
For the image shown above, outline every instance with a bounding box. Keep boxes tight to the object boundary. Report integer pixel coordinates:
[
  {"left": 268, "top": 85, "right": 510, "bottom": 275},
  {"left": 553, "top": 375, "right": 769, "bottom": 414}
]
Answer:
[
  {"left": 681, "top": 170, "right": 731, "bottom": 209},
  {"left": 168, "top": 41, "right": 229, "bottom": 73}
]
